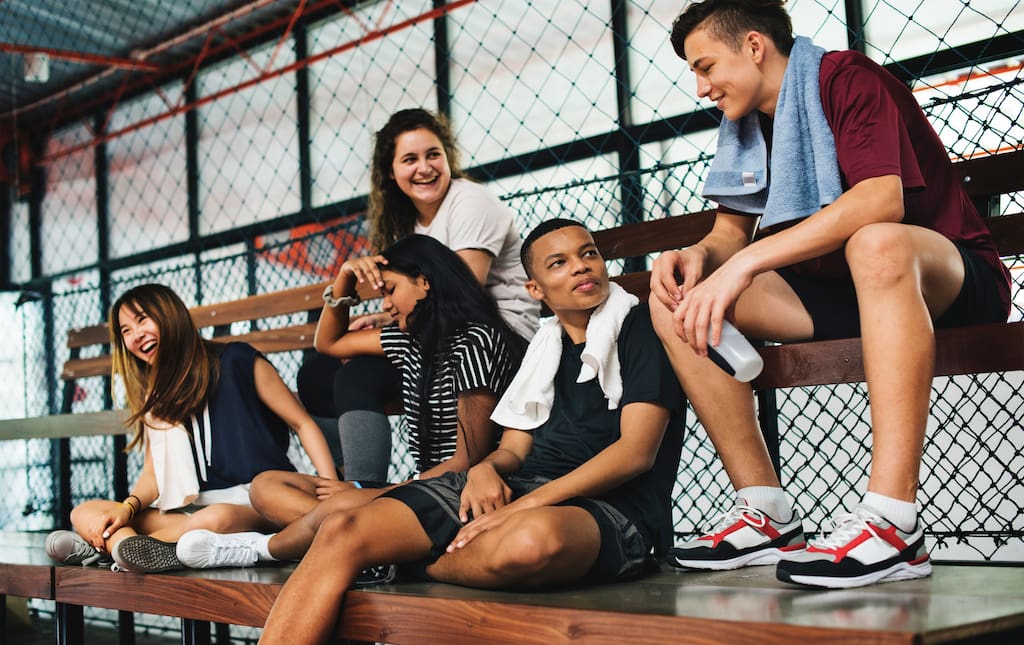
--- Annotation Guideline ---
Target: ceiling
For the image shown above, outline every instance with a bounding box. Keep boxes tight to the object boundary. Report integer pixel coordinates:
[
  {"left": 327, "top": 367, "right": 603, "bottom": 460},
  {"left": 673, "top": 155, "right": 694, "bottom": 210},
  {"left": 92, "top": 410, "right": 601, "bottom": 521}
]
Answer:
[{"left": 0, "top": 0, "right": 359, "bottom": 132}]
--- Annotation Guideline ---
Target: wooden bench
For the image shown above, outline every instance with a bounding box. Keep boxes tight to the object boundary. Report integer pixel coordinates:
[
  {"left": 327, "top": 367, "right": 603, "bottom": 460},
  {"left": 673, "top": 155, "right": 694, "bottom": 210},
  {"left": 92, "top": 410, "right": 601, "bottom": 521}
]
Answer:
[
  {"left": 1, "top": 149, "right": 1021, "bottom": 644},
  {"left": 7, "top": 533, "right": 1020, "bottom": 645}
]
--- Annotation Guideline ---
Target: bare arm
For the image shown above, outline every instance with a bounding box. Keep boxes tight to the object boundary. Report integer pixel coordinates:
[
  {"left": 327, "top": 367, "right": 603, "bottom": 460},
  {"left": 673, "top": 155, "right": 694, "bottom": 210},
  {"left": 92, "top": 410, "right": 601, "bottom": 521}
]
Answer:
[
  {"left": 81, "top": 438, "right": 160, "bottom": 547},
  {"left": 253, "top": 357, "right": 338, "bottom": 480},
  {"left": 417, "top": 388, "right": 500, "bottom": 480},
  {"left": 650, "top": 211, "right": 756, "bottom": 309},
  {"left": 675, "top": 175, "right": 904, "bottom": 351},
  {"left": 456, "top": 248, "right": 494, "bottom": 286},
  {"left": 313, "top": 255, "right": 387, "bottom": 359},
  {"left": 450, "top": 401, "right": 671, "bottom": 548}
]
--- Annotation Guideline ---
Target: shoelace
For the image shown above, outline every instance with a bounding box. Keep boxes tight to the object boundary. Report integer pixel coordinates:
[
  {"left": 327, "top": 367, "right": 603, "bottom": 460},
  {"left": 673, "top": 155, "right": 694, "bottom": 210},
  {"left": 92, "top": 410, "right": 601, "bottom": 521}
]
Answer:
[
  {"left": 706, "top": 504, "right": 767, "bottom": 533},
  {"left": 62, "top": 536, "right": 104, "bottom": 567},
  {"left": 810, "top": 508, "right": 883, "bottom": 549},
  {"left": 210, "top": 539, "right": 259, "bottom": 566},
  {"left": 79, "top": 550, "right": 106, "bottom": 567}
]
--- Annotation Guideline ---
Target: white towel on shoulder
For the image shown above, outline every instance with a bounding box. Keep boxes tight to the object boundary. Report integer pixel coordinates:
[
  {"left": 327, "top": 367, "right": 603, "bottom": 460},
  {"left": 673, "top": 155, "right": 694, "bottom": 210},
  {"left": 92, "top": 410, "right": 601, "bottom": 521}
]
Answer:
[{"left": 491, "top": 282, "right": 638, "bottom": 430}]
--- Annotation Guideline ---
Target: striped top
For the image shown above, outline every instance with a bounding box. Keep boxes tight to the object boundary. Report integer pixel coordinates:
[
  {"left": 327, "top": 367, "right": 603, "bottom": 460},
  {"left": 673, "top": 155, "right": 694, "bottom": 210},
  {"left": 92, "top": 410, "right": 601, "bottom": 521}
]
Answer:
[{"left": 380, "top": 323, "right": 516, "bottom": 471}]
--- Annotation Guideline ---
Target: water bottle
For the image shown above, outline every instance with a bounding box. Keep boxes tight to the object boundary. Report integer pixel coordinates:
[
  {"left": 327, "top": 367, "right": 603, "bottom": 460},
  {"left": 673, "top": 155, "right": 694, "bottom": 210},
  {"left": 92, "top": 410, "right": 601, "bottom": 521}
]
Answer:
[{"left": 706, "top": 320, "right": 764, "bottom": 382}]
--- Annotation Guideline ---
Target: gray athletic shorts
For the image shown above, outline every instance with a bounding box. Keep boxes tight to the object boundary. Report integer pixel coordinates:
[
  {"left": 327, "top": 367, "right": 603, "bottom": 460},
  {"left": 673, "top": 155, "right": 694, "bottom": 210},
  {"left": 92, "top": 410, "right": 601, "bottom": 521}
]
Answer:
[{"left": 382, "top": 471, "right": 649, "bottom": 582}]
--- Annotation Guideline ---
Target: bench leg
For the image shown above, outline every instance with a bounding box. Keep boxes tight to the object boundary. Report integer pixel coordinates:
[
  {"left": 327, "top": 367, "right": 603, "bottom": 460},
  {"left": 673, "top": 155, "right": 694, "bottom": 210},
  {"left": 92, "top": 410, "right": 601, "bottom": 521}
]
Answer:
[
  {"left": 1, "top": 593, "right": 5, "bottom": 645},
  {"left": 118, "top": 609, "right": 135, "bottom": 645},
  {"left": 55, "top": 602, "right": 84, "bottom": 645},
  {"left": 756, "top": 389, "right": 782, "bottom": 482},
  {"left": 214, "top": 622, "right": 231, "bottom": 644},
  {"left": 180, "top": 618, "right": 210, "bottom": 645}
]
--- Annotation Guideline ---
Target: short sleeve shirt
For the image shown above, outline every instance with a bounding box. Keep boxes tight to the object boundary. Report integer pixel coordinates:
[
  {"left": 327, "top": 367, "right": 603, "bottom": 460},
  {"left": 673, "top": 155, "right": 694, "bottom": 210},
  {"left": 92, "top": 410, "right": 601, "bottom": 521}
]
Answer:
[
  {"left": 415, "top": 179, "right": 540, "bottom": 340},
  {"left": 733, "top": 50, "right": 1011, "bottom": 312},
  {"left": 380, "top": 323, "right": 517, "bottom": 471},
  {"left": 516, "top": 305, "right": 686, "bottom": 551}
]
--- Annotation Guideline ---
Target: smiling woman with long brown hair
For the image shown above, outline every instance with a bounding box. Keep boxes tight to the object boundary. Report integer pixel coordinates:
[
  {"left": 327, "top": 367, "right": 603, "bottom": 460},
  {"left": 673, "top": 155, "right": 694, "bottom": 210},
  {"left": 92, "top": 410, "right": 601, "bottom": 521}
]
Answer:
[{"left": 44, "top": 283, "right": 336, "bottom": 573}]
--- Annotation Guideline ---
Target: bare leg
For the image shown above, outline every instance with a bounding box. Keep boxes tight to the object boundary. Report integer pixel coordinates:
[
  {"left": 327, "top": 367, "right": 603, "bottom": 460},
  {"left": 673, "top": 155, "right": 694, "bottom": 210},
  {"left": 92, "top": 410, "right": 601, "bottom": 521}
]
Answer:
[
  {"left": 259, "top": 498, "right": 432, "bottom": 645},
  {"left": 846, "top": 223, "right": 964, "bottom": 501},
  {"left": 648, "top": 273, "right": 812, "bottom": 490},
  {"left": 266, "top": 487, "right": 388, "bottom": 560},
  {"left": 250, "top": 471, "right": 323, "bottom": 527},
  {"left": 426, "top": 506, "right": 600, "bottom": 588}
]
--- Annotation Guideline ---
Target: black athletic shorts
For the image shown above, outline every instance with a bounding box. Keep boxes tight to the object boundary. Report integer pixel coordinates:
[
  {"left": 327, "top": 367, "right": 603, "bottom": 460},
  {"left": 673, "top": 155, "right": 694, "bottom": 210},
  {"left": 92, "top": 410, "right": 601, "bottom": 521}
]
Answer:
[
  {"left": 776, "top": 242, "right": 1007, "bottom": 340},
  {"left": 383, "top": 472, "right": 649, "bottom": 582}
]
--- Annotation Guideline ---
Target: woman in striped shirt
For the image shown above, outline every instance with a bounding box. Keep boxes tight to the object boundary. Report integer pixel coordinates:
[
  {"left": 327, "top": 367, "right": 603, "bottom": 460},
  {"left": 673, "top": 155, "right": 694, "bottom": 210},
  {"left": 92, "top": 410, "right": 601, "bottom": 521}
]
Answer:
[{"left": 246, "top": 234, "right": 527, "bottom": 529}]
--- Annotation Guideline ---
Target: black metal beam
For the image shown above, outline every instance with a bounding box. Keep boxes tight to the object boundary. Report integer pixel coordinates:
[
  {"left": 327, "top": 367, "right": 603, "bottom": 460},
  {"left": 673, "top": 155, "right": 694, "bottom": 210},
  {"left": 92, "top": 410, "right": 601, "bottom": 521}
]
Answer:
[
  {"left": 0, "top": 143, "right": 11, "bottom": 289},
  {"left": 433, "top": 0, "right": 452, "bottom": 117},
  {"left": 184, "top": 81, "right": 203, "bottom": 304},
  {"left": 883, "top": 31, "right": 1024, "bottom": 84},
  {"left": 844, "top": 0, "right": 866, "bottom": 53},
  {"left": 295, "top": 23, "right": 314, "bottom": 216},
  {"left": 611, "top": 0, "right": 644, "bottom": 271}
]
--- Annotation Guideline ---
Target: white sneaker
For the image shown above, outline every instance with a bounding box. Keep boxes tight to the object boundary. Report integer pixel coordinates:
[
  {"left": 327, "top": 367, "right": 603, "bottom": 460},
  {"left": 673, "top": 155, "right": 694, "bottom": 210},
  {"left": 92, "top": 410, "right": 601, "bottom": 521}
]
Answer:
[
  {"left": 176, "top": 529, "right": 265, "bottom": 569},
  {"left": 45, "top": 530, "right": 109, "bottom": 566}
]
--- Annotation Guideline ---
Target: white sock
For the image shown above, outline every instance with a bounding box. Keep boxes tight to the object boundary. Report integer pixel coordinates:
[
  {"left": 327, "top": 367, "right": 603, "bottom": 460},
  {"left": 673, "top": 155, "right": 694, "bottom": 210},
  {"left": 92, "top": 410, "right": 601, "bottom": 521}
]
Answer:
[
  {"left": 736, "top": 486, "right": 793, "bottom": 523},
  {"left": 861, "top": 492, "right": 917, "bottom": 532},
  {"left": 256, "top": 533, "right": 277, "bottom": 562}
]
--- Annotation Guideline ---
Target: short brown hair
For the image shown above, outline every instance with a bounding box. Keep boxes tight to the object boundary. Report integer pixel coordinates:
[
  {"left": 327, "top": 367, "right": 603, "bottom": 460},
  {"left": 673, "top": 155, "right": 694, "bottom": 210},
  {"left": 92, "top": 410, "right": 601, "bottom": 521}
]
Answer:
[{"left": 670, "top": 0, "right": 794, "bottom": 60}]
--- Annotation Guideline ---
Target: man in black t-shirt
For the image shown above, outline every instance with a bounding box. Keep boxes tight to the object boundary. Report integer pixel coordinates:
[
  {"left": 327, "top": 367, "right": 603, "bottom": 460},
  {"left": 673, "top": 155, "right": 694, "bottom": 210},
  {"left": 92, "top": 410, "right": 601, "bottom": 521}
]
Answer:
[{"left": 257, "top": 219, "right": 685, "bottom": 645}]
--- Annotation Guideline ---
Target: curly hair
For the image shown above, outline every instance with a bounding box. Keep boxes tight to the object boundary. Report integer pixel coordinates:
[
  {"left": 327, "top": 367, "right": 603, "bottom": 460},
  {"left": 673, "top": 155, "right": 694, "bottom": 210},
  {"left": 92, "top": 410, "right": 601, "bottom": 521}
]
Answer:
[{"left": 367, "top": 108, "right": 469, "bottom": 252}]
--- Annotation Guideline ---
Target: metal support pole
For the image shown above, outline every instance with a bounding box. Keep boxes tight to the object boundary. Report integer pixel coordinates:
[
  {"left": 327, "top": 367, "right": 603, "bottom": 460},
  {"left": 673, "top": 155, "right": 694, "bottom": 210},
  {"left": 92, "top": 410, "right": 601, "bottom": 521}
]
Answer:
[{"left": 611, "top": 0, "right": 645, "bottom": 273}]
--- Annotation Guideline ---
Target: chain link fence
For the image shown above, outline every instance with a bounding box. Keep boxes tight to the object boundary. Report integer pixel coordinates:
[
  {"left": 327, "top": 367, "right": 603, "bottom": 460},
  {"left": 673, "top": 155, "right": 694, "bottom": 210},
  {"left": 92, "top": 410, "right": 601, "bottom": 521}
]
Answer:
[{"left": 2, "top": 0, "right": 1023, "bottom": 639}]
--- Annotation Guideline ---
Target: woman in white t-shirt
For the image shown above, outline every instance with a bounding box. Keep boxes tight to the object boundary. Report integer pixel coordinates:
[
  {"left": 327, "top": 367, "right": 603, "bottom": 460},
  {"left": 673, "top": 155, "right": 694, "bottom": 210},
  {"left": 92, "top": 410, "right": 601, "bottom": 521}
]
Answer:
[{"left": 297, "top": 108, "right": 538, "bottom": 484}]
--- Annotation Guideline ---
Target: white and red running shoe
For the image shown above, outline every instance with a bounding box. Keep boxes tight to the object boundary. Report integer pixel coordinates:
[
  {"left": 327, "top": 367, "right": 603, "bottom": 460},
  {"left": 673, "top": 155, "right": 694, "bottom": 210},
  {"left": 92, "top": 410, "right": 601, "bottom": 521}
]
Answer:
[
  {"left": 776, "top": 505, "right": 932, "bottom": 589},
  {"left": 670, "top": 504, "right": 806, "bottom": 570}
]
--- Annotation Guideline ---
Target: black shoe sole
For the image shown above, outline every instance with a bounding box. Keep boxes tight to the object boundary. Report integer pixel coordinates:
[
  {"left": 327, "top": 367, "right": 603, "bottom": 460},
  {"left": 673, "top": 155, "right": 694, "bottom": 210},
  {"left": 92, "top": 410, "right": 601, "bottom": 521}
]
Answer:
[{"left": 114, "top": 535, "right": 183, "bottom": 573}]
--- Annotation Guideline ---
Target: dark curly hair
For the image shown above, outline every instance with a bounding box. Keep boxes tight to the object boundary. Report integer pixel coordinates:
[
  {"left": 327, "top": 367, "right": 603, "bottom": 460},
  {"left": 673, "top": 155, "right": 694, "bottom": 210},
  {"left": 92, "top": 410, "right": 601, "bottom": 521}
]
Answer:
[{"left": 368, "top": 108, "right": 469, "bottom": 252}]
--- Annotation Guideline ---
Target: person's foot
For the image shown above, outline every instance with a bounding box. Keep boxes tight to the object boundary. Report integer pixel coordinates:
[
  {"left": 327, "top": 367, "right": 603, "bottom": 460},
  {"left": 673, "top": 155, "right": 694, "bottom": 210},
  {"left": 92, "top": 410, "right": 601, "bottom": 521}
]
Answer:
[
  {"left": 111, "top": 535, "right": 183, "bottom": 573},
  {"left": 669, "top": 504, "right": 805, "bottom": 570},
  {"left": 176, "top": 529, "right": 263, "bottom": 569},
  {"left": 45, "top": 530, "right": 109, "bottom": 566},
  {"left": 776, "top": 505, "right": 932, "bottom": 589}
]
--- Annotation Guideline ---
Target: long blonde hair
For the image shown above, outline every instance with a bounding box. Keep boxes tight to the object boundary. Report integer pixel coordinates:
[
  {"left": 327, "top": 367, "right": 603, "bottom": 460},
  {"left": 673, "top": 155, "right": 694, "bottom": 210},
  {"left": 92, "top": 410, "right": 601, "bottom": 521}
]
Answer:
[
  {"left": 108, "top": 284, "right": 219, "bottom": 450},
  {"left": 367, "top": 108, "right": 469, "bottom": 251}
]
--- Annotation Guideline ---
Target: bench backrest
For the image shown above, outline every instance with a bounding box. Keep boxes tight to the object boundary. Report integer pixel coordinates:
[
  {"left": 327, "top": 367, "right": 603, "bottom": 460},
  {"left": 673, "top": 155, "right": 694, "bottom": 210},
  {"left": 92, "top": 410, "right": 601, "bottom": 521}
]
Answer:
[{"left": 61, "top": 149, "right": 1023, "bottom": 383}]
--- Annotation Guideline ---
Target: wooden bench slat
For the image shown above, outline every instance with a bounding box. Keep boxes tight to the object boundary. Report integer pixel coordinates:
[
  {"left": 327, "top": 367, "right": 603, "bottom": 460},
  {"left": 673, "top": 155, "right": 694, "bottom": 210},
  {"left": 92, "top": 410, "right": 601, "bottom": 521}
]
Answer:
[
  {"left": 62, "top": 323, "right": 322, "bottom": 380},
  {"left": 592, "top": 210, "right": 716, "bottom": 260},
  {"left": 0, "top": 410, "right": 127, "bottom": 440},
  {"left": 957, "top": 148, "right": 1024, "bottom": 198},
  {"left": 751, "top": 321, "right": 1024, "bottom": 389},
  {"left": 66, "top": 280, "right": 381, "bottom": 349}
]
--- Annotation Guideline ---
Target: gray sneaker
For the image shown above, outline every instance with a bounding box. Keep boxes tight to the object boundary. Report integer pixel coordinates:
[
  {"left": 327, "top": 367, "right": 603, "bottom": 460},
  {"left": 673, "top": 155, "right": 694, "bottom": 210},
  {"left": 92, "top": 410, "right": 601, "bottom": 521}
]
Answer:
[
  {"left": 111, "top": 535, "right": 183, "bottom": 573},
  {"left": 176, "top": 529, "right": 263, "bottom": 569},
  {"left": 45, "top": 530, "right": 108, "bottom": 566}
]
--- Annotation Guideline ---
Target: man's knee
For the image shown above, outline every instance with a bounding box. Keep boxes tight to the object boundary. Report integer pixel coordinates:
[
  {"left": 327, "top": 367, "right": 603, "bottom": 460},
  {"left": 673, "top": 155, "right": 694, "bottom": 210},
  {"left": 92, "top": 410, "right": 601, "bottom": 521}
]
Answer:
[
  {"left": 648, "top": 294, "right": 676, "bottom": 341},
  {"left": 846, "top": 223, "right": 916, "bottom": 287},
  {"left": 487, "top": 515, "right": 569, "bottom": 578}
]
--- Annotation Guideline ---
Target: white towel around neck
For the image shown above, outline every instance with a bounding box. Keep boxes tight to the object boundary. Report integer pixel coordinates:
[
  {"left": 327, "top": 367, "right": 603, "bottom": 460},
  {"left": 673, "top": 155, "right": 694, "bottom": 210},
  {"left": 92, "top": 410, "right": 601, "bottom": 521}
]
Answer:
[{"left": 491, "top": 282, "right": 638, "bottom": 430}]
